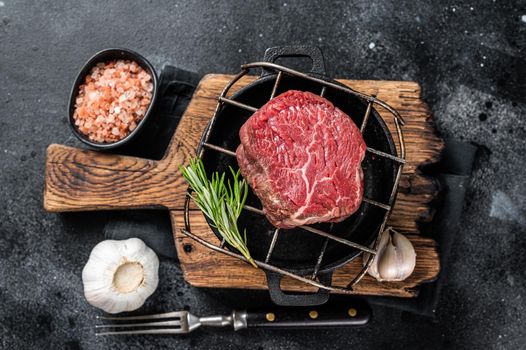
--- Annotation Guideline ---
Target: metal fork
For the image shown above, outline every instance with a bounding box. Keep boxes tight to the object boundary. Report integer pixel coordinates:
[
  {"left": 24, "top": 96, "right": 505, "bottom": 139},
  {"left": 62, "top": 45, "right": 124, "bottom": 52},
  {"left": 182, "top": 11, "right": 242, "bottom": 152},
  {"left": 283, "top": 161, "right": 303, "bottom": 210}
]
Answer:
[
  {"left": 95, "top": 304, "right": 371, "bottom": 335},
  {"left": 96, "top": 310, "right": 247, "bottom": 336}
]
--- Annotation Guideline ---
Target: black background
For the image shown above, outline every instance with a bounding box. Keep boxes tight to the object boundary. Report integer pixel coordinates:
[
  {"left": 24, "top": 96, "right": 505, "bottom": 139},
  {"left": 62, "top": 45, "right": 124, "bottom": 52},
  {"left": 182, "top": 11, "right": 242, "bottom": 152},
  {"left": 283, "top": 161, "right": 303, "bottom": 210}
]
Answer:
[{"left": 1, "top": 1, "right": 525, "bottom": 349}]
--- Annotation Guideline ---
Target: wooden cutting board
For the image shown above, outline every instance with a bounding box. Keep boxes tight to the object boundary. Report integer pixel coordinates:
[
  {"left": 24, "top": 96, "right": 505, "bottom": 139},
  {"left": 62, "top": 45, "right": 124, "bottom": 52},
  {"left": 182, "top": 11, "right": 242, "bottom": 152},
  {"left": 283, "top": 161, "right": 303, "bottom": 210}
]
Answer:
[{"left": 44, "top": 74, "right": 444, "bottom": 298}]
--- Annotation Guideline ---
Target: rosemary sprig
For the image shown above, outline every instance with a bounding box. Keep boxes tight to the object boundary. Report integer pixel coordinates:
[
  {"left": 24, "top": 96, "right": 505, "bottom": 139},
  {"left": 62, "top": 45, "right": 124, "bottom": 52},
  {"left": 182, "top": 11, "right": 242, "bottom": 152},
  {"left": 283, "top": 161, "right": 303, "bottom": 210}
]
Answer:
[{"left": 180, "top": 158, "right": 256, "bottom": 268}]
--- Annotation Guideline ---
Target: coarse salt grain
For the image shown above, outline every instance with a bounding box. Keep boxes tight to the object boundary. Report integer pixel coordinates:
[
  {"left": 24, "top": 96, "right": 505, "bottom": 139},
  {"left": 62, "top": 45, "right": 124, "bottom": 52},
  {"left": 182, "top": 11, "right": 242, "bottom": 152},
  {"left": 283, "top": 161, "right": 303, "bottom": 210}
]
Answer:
[{"left": 72, "top": 59, "right": 153, "bottom": 143}]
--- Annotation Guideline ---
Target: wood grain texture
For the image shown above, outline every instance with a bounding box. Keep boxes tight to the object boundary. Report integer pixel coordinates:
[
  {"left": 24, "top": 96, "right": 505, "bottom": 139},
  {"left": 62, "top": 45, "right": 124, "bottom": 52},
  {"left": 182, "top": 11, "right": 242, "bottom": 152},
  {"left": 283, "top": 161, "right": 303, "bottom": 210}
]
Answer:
[
  {"left": 43, "top": 73, "right": 443, "bottom": 297},
  {"left": 44, "top": 144, "right": 183, "bottom": 211}
]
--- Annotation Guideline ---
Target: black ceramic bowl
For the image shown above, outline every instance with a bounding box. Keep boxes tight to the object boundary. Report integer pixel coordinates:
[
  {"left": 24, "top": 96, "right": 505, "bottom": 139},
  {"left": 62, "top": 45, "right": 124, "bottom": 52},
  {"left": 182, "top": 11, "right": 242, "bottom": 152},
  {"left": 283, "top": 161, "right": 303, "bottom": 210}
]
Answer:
[{"left": 68, "top": 48, "right": 159, "bottom": 150}]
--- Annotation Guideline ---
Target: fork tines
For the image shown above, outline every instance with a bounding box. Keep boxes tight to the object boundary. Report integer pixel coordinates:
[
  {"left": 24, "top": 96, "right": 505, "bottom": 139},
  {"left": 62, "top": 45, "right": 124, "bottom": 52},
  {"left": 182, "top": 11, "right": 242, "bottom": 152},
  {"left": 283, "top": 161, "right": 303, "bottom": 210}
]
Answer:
[{"left": 95, "top": 311, "right": 188, "bottom": 336}]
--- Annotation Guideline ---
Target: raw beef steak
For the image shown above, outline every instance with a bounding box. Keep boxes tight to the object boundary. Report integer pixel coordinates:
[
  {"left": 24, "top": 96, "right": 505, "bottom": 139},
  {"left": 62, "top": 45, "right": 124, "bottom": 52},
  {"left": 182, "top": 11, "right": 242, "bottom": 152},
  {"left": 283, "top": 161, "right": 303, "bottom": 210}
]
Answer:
[{"left": 236, "top": 90, "right": 366, "bottom": 229}]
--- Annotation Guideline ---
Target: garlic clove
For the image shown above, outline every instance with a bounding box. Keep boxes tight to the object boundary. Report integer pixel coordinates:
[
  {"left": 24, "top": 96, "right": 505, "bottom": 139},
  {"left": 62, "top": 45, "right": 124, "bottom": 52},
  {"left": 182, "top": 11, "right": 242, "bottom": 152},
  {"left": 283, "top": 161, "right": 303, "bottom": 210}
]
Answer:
[
  {"left": 363, "top": 228, "right": 416, "bottom": 282},
  {"left": 362, "top": 228, "right": 390, "bottom": 280},
  {"left": 377, "top": 238, "right": 405, "bottom": 281},
  {"left": 386, "top": 231, "right": 416, "bottom": 281},
  {"left": 82, "top": 238, "right": 159, "bottom": 314}
]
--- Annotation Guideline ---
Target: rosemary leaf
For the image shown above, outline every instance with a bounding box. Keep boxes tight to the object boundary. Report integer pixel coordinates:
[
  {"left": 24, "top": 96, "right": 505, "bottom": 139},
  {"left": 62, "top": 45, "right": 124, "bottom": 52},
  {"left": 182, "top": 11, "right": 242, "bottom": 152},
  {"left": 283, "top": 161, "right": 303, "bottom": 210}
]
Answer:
[{"left": 181, "top": 158, "right": 256, "bottom": 268}]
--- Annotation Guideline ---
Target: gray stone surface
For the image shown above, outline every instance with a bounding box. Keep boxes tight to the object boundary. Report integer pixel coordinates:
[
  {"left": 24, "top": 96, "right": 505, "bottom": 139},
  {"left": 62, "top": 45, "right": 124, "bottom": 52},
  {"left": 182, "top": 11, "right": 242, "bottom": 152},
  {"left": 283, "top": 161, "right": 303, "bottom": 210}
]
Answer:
[{"left": 1, "top": 0, "right": 525, "bottom": 349}]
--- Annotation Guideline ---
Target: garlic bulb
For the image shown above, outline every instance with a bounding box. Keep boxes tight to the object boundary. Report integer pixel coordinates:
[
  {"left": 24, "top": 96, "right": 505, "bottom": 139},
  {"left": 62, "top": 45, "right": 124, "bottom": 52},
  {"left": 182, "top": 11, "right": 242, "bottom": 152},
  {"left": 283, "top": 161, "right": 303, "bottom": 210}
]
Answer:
[
  {"left": 82, "top": 238, "right": 159, "bottom": 314},
  {"left": 363, "top": 228, "right": 416, "bottom": 282}
]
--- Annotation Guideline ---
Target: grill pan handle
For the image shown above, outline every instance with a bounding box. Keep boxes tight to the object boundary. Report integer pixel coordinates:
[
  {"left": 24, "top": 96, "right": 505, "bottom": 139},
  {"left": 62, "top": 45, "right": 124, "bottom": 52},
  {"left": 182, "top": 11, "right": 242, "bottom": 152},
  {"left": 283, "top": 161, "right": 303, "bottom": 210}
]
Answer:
[
  {"left": 266, "top": 270, "right": 333, "bottom": 306},
  {"left": 262, "top": 46, "right": 327, "bottom": 76}
]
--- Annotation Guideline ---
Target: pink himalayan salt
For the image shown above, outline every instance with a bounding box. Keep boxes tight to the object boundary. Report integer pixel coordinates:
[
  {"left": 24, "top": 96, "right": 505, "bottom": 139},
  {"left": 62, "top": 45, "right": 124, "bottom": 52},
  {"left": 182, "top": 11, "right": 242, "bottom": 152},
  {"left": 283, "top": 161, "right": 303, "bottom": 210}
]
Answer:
[{"left": 72, "top": 59, "right": 153, "bottom": 143}]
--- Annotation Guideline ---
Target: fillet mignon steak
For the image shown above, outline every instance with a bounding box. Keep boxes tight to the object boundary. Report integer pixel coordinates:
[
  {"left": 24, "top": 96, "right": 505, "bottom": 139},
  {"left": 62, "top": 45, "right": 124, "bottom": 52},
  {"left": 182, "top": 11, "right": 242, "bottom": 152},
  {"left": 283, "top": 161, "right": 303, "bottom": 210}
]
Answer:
[{"left": 236, "top": 90, "right": 366, "bottom": 229}]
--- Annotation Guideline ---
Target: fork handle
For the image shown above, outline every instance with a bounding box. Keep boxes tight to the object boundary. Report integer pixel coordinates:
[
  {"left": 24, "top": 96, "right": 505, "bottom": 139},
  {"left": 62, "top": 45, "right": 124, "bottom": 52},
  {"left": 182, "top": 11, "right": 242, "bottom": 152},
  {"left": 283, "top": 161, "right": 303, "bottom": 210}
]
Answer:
[{"left": 243, "top": 302, "right": 371, "bottom": 329}]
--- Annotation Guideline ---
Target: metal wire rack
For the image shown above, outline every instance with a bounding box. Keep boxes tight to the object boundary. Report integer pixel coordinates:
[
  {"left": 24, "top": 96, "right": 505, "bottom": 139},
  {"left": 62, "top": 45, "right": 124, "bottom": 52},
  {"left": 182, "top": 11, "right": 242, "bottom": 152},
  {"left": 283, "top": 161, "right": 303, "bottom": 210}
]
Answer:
[{"left": 180, "top": 62, "right": 406, "bottom": 293}]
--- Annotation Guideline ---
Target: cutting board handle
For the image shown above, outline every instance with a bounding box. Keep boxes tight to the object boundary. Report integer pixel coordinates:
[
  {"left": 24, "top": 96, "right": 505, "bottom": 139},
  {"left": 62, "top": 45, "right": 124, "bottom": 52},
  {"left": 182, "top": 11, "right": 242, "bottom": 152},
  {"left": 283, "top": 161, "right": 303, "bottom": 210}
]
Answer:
[{"left": 43, "top": 144, "right": 186, "bottom": 212}]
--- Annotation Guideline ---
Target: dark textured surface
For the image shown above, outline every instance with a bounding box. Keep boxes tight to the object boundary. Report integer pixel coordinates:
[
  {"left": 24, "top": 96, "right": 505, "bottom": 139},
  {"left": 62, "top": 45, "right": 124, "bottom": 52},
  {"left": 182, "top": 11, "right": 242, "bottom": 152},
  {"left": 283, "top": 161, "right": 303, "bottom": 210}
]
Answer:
[{"left": 1, "top": 0, "right": 525, "bottom": 349}]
